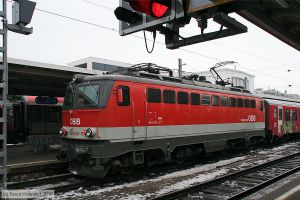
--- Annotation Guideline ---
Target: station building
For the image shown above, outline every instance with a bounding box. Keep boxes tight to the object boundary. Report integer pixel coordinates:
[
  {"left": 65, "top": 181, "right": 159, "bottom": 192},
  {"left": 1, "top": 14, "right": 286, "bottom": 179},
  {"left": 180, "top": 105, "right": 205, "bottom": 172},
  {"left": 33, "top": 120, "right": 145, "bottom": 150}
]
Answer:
[{"left": 197, "top": 68, "right": 255, "bottom": 93}]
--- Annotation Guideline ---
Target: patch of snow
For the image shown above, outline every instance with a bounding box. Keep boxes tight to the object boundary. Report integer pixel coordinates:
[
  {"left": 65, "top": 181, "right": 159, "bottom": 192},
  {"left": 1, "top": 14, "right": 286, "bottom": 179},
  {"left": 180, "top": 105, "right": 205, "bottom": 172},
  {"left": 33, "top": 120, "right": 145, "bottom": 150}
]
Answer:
[
  {"left": 155, "top": 169, "right": 228, "bottom": 195},
  {"left": 55, "top": 156, "right": 246, "bottom": 199}
]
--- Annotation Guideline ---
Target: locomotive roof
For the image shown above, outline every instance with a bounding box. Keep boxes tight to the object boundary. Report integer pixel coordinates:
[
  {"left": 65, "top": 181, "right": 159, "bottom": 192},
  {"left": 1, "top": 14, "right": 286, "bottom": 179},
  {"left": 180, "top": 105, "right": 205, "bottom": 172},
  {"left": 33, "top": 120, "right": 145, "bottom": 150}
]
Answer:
[{"left": 79, "top": 73, "right": 261, "bottom": 98}]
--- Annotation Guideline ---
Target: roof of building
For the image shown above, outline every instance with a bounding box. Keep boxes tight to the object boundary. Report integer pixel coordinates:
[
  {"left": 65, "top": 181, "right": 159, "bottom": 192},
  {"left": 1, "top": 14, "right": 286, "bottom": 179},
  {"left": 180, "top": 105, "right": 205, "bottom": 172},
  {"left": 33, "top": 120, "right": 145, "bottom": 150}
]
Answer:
[{"left": 67, "top": 56, "right": 132, "bottom": 69}]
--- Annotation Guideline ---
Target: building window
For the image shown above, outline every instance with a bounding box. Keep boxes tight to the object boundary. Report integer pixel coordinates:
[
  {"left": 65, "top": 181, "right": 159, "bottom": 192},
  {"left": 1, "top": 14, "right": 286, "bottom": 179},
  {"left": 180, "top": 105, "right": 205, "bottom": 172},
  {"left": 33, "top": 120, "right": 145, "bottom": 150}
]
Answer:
[
  {"left": 232, "top": 77, "right": 249, "bottom": 90},
  {"left": 230, "top": 97, "right": 236, "bottom": 107},
  {"left": 147, "top": 88, "right": 161, "bottom": 103},
  {"left": 212, "top": 96, "right": 220, "bottom": 106},
  {"left": 163, "top": 90, "right": 176, "bottom": 104},
  {"left": 237, "top": 98, "right": 243, "bottom": 107},
  {"left": 178, "top": 92, "right": 189, "bottom": 104},
  {"left": 190, "top": 93, "right": 200, "bottom": 105},
  {"left": 202, "top": 95, "right": 210, "bottom": 105}
]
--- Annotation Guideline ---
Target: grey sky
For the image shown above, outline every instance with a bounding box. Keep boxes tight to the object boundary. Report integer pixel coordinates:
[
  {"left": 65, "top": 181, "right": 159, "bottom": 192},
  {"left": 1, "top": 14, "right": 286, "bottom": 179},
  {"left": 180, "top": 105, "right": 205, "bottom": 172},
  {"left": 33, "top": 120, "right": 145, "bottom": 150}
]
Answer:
[{"left": 7, "top": 0, "right": 300, "bottom": 93}]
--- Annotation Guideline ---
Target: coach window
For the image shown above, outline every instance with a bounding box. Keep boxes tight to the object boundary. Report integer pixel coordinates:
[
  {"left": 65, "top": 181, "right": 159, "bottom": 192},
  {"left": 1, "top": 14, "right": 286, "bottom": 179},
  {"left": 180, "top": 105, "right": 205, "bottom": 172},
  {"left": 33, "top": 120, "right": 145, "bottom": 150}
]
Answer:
[
  {"left": 163, "top": 90, "right": 176, "bottom": 104},
  {"left": 279, "top": 108, "right": 283, "bottom": 120},
  {"left": 178, "top": 92, "right": 189, "bottom": 104},
  {"left": 48, "top": 108, "right": 60, "bottom": 122},
  {"left": 202, "top": 95, "right": 210, "bottom": 105},
  {"left": 292, "top": 110, "right": 297, "bottom": 121},
  {"left": 237, "top": 98, "right": 243, "bottom": 107},
  {"left": 190, "top": 93, "right": 200, "bottom": 105},
  {"left": 285, "top": 109, "right": 291, "bottom": 121},
  {"left": 244, "top": 99, "right": 250, "bottom": 108},
  {"left": 212, "top": 96, "right": 220, "bottom": 106},
  {"left": 31, "top": 109, "right": 42, "bottom": 122},
  {"left": 250, "top": 99, "right": 256, "bottom": 108},
  {"left": 221, "top": 97, "right": 229, "bottom": 107},
  {"left": 147, "top": 88, "right": 161, "bottom": 103},
  {"left": 273, "top": 108, "right": 277, "bottom": 118}
]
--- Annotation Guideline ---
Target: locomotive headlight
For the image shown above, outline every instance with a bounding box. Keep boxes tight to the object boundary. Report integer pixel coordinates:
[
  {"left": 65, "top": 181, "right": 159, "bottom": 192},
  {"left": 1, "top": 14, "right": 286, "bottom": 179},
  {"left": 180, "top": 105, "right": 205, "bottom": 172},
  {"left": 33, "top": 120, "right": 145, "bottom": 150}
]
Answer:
[
  {"left": 59, "top": 128, "right": 64, "bottom": 135},
  {"left": 86, "top": 128, "right": 95, "bottom": 138},
  {"left": 81, "top": 129, "right": 87, "bottom": 136},
  {"left": 59, "top": 128, "right": 68, "bottom": 136}
]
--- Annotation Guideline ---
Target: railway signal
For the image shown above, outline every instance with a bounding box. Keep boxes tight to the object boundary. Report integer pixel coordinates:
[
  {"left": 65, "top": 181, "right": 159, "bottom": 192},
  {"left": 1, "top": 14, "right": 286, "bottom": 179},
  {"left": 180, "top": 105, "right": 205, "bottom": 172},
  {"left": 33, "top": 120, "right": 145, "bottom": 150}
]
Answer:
[
  {"left": 114, "top": 0, "right": 184, "bottom": 36},
  {"left": 8, "top": 0, "right": 36, "bottom": 35},
  {"left": 115, "top": 0, "right": 250, "bottom": 50}
]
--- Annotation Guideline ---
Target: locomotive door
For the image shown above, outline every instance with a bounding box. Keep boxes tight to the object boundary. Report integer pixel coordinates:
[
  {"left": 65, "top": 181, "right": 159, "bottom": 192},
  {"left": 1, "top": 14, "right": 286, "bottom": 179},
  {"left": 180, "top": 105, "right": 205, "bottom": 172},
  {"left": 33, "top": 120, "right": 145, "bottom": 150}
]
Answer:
[
  {"left": 131, "top": 84, "right": 147, "bottom": 141},
  {"left": 278, "top": 107, "right": 283, "bottom": 134}
]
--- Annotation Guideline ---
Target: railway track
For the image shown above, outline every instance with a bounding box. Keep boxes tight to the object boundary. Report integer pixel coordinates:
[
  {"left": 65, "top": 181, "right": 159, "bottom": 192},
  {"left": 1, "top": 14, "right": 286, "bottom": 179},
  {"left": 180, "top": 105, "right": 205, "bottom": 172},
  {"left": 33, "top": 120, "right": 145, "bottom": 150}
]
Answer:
[
  {"left": 152, "top": 152, "right": 300, "bottom": 200},
  {"left": 7, "top": 160, "right": 69, "bottom": 183}
]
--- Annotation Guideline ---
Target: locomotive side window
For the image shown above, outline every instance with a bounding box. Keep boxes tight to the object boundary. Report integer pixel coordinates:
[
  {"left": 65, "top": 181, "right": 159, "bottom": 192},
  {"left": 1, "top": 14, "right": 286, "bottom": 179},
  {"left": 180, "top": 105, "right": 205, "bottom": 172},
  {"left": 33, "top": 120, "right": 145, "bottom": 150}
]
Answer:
[
  {"left": 190, "top": 93, "right": 200, "bottom": 105},
  {"left": 260, "top": 101, "right": 264, "bottom": 111},
  {"left": 244, "top": 99, "right": 250, "bottom": 108},
  {"left": 221, "top": 96, "right": 228, "bottom": 107},
  {"left": 285, "top": 109, "right": 291, "bottom": 121},
  {"left": 76, "top": 83, "right": 100, "bottom": 107},
  {"left": 117, "top": 86, "right": 130, "bottom": 106},
  {"left": 237, "top": 98, "right": 243, "bottom": 107},
  {"left": 202, "top": 95, "right": 210, "bottom": 105},
  {"left": 230, "top": 97, "right": 236, "bottom": 107},
  {"left": 163, "top": 90, "right": 176, "bottom": 104},
  {"left": 250, "top": 99, "right": 256, "bottom": 108},
  {"left": 279, "top": 108, "right": 283, "bottom": 120},
  {"left": 212, "top": 96, "right": 220, "bottom": 106},
  {"left": 292, "top": 110, "right": 297, "bottom": 121},
  {"left": 178, "top": 92, "right": 189, "bottom": 104},
  {"left": 147, "top": 88, "right": 161, "bottom": 103}
]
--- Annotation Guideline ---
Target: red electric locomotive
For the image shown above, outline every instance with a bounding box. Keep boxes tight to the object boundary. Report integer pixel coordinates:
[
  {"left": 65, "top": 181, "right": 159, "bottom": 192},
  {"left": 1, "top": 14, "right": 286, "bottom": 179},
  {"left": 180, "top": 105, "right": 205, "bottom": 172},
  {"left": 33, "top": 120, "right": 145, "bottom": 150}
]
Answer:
[
  {"left": 264, "top": 96, "right": 300, "bottom": 140},
  {"left": 59, "top": 64, "right": 266, "bottom": 178}
]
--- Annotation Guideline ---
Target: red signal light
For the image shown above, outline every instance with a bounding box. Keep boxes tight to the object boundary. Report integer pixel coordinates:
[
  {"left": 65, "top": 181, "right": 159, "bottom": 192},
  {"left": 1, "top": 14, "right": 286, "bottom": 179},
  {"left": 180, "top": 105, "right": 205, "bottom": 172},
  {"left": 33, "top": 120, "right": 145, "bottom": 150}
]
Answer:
[{"left": 129, "top": 0, "right": 169, "bottom": 18}]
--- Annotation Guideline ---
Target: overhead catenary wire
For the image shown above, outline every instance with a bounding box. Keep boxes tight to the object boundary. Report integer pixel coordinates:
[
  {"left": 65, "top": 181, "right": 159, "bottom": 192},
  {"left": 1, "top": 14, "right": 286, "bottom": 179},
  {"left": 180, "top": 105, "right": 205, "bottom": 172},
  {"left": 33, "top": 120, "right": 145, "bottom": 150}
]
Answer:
[
  {"left": 6, "top": 0, "right": 300, "bottom": 90},
  {"left": 31, "top": 8, "right": 300, "bottom": 87}
]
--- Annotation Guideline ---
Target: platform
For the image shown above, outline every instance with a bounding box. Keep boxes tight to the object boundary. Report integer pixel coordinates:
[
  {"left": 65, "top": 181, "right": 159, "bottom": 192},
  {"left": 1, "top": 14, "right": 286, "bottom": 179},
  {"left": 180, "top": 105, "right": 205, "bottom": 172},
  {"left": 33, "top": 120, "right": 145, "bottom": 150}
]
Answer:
[{"left": 7, "top": 146, "right": 60, "bottom": 168}]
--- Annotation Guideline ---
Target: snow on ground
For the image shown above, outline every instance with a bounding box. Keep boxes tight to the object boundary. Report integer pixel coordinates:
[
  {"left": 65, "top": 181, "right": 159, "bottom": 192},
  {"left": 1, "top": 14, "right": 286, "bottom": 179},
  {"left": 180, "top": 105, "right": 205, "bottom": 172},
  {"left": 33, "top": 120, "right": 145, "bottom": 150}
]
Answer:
[
  {"left": 55, "top": 156, "right": 246, "bottom": 199},
  {"left": 155, "top": 169, "right": 228, "bottom": 195},
  {"left": 54, "top": 142, "right": 300, "bottom": 200}
]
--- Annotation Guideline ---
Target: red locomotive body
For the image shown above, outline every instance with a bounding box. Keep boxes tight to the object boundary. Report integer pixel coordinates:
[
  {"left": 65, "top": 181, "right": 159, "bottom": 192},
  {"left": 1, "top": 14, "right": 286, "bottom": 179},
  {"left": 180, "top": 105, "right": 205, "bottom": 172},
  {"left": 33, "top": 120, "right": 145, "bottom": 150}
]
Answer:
[
  {"left": 59, "top": 66, "right": 266, "bottom": 178},
  {"left": 264, "top": 98, "right": 300, "bottom": 139}
]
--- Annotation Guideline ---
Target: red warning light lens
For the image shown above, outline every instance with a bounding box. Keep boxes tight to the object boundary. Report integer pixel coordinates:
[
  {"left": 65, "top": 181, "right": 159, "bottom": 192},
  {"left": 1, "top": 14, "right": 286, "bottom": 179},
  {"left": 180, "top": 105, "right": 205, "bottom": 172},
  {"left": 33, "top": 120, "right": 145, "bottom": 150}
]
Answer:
[
  {"left": 129, "top": 0, "right": 169, "bottom": 18},
  {"left": 151, "top": 2, "right": 168, "bottom": 18}
]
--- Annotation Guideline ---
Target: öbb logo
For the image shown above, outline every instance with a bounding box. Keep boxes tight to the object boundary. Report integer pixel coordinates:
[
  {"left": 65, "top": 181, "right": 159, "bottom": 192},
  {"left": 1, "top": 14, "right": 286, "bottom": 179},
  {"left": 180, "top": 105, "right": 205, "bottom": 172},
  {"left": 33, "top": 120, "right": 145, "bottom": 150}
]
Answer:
[{"left": 70, "top": 118, "right": 80, "bottom": 126}]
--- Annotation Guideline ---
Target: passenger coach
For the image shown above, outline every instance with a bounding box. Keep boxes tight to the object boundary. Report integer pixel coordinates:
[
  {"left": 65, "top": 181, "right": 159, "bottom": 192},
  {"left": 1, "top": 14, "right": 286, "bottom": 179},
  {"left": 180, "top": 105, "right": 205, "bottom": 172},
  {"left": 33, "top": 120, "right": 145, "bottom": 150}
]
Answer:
[{"left": 264, "top": 97, "right": 300, "bottom": 139}]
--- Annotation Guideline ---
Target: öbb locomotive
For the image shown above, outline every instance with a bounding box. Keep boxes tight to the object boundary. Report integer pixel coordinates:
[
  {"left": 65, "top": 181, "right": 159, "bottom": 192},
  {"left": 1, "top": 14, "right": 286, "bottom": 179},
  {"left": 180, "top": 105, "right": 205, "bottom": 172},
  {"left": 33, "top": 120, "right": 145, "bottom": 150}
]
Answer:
[{"left": 58, "top": 64, "right": 300, "bottom": 178}]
